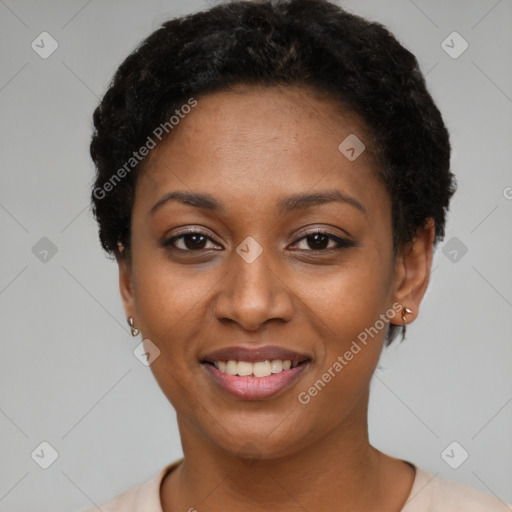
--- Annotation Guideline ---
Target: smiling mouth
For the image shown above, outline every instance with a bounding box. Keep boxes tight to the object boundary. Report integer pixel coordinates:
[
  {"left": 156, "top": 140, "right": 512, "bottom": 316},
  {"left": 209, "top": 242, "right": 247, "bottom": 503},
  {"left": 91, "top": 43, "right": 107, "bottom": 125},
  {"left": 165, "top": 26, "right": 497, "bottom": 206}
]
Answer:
[{"left": 202, "top": 358, "right": 310, "bottom": 378}]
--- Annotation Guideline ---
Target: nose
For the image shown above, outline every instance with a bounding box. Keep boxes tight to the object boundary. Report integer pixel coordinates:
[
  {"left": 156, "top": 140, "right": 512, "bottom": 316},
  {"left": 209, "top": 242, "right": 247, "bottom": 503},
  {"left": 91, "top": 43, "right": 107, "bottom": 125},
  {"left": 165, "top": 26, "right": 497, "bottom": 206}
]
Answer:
[{"left": 213, "top": 247, "right": 294, "bottom": 332}]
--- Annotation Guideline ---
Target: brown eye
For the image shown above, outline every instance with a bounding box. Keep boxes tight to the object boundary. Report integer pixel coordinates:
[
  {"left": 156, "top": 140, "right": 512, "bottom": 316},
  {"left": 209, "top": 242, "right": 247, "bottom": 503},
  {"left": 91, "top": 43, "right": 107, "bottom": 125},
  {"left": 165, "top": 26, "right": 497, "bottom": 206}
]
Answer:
[
  {"left": 305, "top": 233, "right": 331, "bottom": 250},
  {"left": 163, "top": 230, "right": 221, "bottom": 252},
  {"left": 291, "top": 230, "right": 354, "bottom": 252}
]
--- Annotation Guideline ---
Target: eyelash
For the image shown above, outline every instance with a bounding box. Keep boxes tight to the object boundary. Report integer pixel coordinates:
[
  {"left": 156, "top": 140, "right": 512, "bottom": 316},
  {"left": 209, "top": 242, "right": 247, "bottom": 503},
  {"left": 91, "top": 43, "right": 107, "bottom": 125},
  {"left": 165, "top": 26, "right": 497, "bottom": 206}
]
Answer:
[{"left": 162, "top": 227, "right": 353, "bottom": 253}]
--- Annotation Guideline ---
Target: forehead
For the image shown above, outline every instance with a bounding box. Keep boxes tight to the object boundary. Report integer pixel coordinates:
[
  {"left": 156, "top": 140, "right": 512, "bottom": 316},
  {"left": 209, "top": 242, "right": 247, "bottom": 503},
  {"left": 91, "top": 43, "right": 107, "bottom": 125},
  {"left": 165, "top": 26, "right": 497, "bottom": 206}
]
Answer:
[{"left": 137, "top": 85, "right": 389, "bottom": 219}]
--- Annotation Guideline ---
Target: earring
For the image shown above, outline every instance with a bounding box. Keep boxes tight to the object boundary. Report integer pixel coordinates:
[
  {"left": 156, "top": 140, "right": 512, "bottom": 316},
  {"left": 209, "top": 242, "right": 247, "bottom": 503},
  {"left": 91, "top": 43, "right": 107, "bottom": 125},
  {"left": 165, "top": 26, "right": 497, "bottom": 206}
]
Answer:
[
  {"left": 401, "top": 306, "right": 413, "bottom": 340},
  {"left": 127, "top": 316, "right": 139, "bottom": 337}
]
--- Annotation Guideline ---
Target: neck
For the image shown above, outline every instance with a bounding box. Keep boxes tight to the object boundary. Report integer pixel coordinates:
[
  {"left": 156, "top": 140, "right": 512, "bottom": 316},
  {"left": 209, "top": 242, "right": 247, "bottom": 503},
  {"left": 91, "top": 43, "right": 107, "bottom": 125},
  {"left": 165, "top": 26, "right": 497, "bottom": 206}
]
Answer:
[{"left": 161, "top": 388, "right": 412, "bottom": 511}]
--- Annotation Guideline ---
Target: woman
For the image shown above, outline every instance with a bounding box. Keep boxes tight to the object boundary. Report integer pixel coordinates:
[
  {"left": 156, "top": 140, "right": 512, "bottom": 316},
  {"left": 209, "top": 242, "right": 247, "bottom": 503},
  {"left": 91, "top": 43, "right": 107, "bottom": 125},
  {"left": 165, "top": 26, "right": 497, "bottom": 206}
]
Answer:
[{"left": 84, "top": 0, "right": 509, "bottom": 510}]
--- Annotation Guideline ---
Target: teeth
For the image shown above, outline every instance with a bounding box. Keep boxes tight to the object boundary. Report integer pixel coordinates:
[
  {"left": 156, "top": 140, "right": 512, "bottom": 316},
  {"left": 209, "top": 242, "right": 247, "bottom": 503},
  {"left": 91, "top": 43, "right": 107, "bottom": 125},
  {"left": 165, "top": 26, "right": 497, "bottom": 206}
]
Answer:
[
  {"left": 253, "top": 361, "right": 272, "bottom": 377},
  {"left": 237, "top": 361, "right": 253, "bottom": 376},
  {"left": 270, "top": 360, "right": 282, "bottom": 373},
  {"left": 213, "top": 359, "right": 299, "bottom": 377},
  {"left": 225, "top": 360, "right": 237, "bottom": 375}
]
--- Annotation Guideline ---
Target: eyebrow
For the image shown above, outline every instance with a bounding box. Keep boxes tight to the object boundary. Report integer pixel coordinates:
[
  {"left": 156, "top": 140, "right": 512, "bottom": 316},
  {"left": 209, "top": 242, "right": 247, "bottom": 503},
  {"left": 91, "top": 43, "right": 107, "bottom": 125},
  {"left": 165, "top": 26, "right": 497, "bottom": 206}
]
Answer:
[
  {"left": 277, "top": 190, "right": 366, "bottom": 215},
  {"left": 149, "top": 189, "right": 366, "bottom": 216},
  {"left": 150, "top": 191, "right": 225, "bottom": 216}
]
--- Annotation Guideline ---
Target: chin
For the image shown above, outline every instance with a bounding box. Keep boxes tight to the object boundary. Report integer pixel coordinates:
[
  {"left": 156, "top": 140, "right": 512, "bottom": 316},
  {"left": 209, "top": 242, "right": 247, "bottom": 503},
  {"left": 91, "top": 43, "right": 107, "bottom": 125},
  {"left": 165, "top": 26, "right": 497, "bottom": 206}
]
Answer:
[{"left": 201, "top": 412, "right": 316, "bottom": 462}]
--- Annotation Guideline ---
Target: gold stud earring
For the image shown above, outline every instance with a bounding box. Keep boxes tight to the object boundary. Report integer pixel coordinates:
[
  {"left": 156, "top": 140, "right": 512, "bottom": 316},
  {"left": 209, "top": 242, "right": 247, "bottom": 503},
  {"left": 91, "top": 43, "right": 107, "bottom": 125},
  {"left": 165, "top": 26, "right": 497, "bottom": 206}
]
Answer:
[
  {"left": 401, "top": 306, "right": 413, "bottom": 341},
  {"left": 127, "top": 316, "right": 139, "bottom": 337}
]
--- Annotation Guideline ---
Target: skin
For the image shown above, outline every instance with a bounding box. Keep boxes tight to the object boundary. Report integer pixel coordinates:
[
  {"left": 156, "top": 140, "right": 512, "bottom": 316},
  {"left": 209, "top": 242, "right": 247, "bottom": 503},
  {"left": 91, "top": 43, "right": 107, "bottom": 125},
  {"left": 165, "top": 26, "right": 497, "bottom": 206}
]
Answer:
[{"left": 116, "top": 84, "right": 435, "bottom": 511}]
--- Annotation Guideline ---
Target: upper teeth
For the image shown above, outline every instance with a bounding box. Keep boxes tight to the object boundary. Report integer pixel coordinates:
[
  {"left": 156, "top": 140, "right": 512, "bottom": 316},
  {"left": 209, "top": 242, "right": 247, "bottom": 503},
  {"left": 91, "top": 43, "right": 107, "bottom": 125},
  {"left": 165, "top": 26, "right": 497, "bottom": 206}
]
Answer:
[{"left": 214, "top": 359, "right": 297, "bottom": 377}]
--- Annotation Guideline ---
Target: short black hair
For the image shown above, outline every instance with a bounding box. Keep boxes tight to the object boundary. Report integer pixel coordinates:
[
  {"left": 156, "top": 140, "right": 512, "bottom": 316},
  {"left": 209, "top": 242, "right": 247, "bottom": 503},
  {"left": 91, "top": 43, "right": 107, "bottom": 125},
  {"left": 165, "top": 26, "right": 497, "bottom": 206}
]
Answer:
[{"left": 90, "top": 0, "right": 456, "bottom": 344}]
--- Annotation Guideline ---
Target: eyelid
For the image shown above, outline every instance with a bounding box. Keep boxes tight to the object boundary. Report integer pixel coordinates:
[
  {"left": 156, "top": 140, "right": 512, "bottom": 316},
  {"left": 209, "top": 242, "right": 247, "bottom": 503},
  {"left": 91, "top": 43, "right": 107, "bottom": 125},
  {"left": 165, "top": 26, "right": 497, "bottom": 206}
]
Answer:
[{"left": 293, "top": 225, "right": 352, "bottom": 242}]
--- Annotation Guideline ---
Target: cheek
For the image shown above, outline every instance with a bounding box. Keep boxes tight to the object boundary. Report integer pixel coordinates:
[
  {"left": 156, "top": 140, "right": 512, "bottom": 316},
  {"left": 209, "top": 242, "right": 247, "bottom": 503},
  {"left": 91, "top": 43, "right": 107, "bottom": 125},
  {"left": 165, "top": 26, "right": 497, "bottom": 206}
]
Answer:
[
  {"left": 130, "top": 246, "right": 233, "bottom": 386},
  {"left": 302, "top": 252, "right": 393, "bottom": 341},
  {"left": 132, "top": 239, "right": 216, "bottom": 319},
  {"left": 296, "top": 253, "right": 392, "bottom": 399},
  {"left": 130, "top": 255, "right": 215, "bottom": 410}
]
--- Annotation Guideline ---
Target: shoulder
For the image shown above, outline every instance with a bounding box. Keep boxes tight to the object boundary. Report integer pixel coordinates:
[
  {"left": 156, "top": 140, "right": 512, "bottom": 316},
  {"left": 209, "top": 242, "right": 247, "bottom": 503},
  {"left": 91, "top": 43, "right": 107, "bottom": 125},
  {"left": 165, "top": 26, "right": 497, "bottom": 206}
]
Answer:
[
  {"left": 402, "top": 465, "right": 512, "bottom": 512},
  {"left": 80, "top": 482, "right": 143, "bottom": 512},
  {"left": 77, "top": 460, "right": 181, "bottom": 512}
]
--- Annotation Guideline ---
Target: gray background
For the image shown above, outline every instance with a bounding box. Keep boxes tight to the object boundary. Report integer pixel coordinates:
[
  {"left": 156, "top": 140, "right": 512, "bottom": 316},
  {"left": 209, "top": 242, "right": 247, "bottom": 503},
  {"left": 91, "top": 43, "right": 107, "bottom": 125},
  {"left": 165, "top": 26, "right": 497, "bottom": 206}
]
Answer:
[{"left": 1, "top": 0, "right": 511, "bottom": 510}]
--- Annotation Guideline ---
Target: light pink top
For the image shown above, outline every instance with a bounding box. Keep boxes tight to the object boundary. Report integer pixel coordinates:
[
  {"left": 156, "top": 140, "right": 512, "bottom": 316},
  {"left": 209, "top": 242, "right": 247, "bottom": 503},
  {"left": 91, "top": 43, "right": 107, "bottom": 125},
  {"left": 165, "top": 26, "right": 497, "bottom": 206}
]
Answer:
[{"left": 80, "top": 459, "right": 511, "bottom": 511}]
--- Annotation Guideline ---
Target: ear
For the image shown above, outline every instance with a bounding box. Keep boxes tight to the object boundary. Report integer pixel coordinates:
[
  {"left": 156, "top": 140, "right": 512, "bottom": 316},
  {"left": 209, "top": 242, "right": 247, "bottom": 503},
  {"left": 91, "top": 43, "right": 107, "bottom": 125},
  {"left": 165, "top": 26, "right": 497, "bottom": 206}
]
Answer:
[
  {"left": 115, "top": 243, "right": 136, "bottom": 322},
  {"left": 391, "top": 218, "right": 435, "bottom": 325}
]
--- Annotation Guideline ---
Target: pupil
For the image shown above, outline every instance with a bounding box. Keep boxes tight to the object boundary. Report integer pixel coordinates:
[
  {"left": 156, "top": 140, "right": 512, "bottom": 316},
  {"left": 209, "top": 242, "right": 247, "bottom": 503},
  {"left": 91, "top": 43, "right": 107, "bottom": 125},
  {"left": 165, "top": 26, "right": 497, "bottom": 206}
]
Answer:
[
  {"left": 185, "top": 234, "right": 206, "bottom": 250},
  {"left": 308, "top": 233, "right": 328, "bottom": 250}
]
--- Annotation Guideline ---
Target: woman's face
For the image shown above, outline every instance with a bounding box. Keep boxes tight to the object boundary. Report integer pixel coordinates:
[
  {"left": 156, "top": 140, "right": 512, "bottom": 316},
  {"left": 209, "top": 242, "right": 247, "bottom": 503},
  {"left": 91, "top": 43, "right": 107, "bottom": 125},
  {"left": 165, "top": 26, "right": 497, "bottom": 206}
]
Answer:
[{"left": 117, "top": 85, "right": 429, "bottom": 459}]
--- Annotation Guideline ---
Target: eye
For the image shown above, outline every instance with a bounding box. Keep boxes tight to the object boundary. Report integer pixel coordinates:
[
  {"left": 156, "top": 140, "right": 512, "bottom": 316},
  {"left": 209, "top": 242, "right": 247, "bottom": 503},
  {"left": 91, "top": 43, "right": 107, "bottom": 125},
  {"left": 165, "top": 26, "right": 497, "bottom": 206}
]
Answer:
[
  {"left": 162, "top": 229, "right": 222, "bottom": 252},
  {"left": 290, "top": 229, "right": 353, "bottom": 252},
  {"left": 162, "top": 227, "right": 353, "bottom": 253}
]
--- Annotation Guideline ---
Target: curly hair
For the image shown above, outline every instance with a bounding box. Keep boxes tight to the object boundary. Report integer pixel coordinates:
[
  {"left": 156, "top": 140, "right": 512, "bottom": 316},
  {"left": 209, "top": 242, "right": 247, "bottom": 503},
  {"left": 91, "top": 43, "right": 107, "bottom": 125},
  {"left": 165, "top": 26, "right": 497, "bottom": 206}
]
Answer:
[{"left": 90, "top": 0, "right": 456, "bottom": 344}]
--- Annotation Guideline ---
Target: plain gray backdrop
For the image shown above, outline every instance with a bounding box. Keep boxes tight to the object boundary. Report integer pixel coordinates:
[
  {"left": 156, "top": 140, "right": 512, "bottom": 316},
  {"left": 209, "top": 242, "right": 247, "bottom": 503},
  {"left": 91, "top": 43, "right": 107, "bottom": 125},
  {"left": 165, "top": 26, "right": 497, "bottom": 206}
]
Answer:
[{"left": 1, "top": 0, "right": 511, "bottom": 510}]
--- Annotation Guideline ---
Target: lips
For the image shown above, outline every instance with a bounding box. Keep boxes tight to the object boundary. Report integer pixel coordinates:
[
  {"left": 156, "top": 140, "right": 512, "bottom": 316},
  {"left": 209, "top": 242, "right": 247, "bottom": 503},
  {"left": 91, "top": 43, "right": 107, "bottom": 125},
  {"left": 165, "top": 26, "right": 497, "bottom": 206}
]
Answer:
[{"left": 200, "top": 345, "right": 311, "bottom": 400}]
